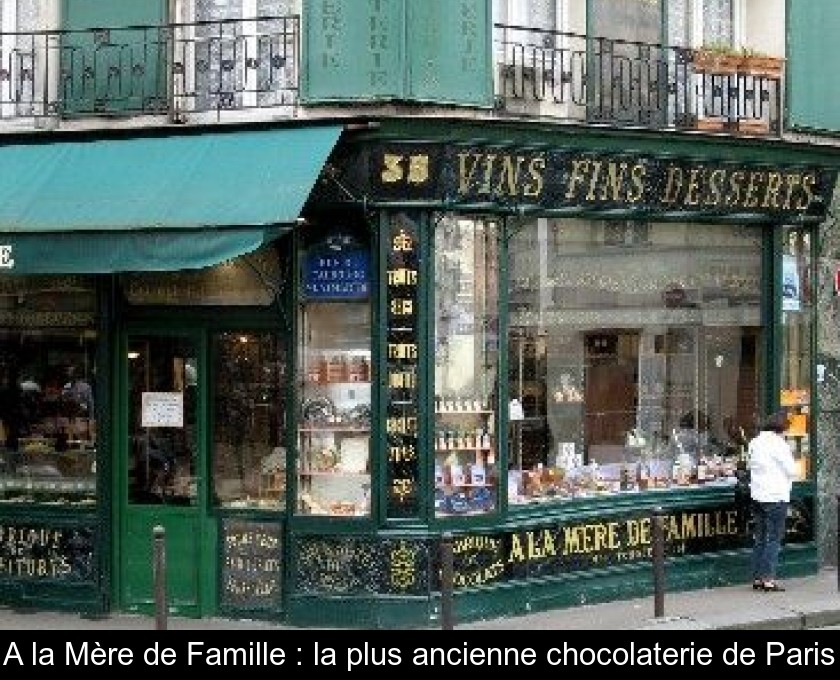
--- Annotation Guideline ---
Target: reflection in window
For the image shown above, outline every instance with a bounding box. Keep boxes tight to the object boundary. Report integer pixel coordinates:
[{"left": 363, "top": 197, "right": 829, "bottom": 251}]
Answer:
[
  {"left": 434, "top": 216, "right": 499, "bottom": 517},
  {"left": 121, "top": 248, "right": 278, "bottom": 306},
  {"left": 507, "top": 219, "right": 762, "bottom": 504},
  {"left": 213, "top": 332, "right": 287, "bottom": 509},
  {"left": 128, "top": 337, "right": 197, "bottom": 506},
  {"left": 0, "top": 277, "right": 97, "bottom": 505},
  {"left": 781, "top": 226, "right": 812, "bottom": 481}
]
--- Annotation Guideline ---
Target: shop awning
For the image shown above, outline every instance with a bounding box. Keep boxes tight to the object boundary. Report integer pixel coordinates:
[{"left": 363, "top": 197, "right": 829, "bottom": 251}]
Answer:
[{"left": 0, "top": 125, "right": 342, "bottom": 273}]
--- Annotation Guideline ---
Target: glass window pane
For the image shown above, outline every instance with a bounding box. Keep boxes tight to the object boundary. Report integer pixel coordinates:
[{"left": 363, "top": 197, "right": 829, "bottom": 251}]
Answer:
[
  {"left": 434, "top": 216, "right": 499, "bottom": 517},
  {"left": 507, "top": 219, "right": 762, "bottom": 504},
  {"left": 127, "top": 336, "right": 198, "bottom": 506},
  {"left": 781, "top": 226, "right": 812, "bottom": 481},
  {"left": 297, "top": 300, "right": 372, "bottom": 516},
  {"left": 212, "top": 331, "right": 287, "bottom": 509},
  {"left": 0, "top": 276, "right": 97, "bottom": 506}
]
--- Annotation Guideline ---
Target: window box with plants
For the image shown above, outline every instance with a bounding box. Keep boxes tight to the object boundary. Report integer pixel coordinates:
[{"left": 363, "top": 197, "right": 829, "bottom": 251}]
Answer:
[
  {"left": 737, "top": 48, "right": 784, "bottom": 79},
  {"left": 691, "top": 43, "right": 784, "bottom": 79},
  {"left": 689, "top": 43, "right": 780, "bottom": 136},
  {"left": 691, "top": 42, "right": 743, "bottom": 75}
]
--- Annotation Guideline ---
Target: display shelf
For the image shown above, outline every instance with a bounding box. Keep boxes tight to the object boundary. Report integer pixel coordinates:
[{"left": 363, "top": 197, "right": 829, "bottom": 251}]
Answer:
[
  {"left": 435, "top": 482, "right": 492, "bottom": 488},
  {"left": 297, "top": 298, "right": 372, "bottom": 517},
  {"left": 434, "top": 395, "right": 497, "bottom": 517},
  {"left": 299, "top": 470, "right": 370, "bottom": 477}
]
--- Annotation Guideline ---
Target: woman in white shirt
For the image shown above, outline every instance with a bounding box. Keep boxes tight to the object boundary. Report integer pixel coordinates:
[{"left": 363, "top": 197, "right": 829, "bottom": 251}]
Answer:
[{"left": 748, "top": 411, "right": 798, "bottom": 592}]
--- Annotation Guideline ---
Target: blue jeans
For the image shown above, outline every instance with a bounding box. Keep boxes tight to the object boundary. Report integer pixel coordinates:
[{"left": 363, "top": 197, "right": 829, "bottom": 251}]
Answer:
[{"left": 751, "top": 500, "right": 788, "bottom": 581}]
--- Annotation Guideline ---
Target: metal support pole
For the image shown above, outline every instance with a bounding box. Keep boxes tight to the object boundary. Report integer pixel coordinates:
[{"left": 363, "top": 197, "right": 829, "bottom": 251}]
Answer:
[
  {"left": 153, "top": 525, "right": 167, "bottom": 631},
  {"left": 440, "top": 531, "right": 454, "bottom": 630},
  {"left": 652, "top": 506, "right": 666, "bottom": 618}
]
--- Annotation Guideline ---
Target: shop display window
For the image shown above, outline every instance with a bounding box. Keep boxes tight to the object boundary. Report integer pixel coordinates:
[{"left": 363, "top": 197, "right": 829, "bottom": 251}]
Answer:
[
  {"left": 433, "top": 217, "right": 500, "bottom": 517},
  {"left": 507, "top": 219, "right": 763, "bottom": 504},
  {"left": 0, "top": 277, "right": 97, "bottom": 506},
  {"left": 296, "top": 231, "right": 372, "bottom": 517},
  {"left": 297, "top": 302, "right": 371, "bottom": 516},
  {"left": 212, "top": 332, "right": 287, "bottom": 510},
  {"left": 780, "top": 226, "right": 813, "bottom": 481}
]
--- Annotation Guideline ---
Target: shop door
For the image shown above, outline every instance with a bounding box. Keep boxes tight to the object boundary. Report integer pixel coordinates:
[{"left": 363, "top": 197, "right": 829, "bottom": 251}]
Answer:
[{"left": 119, "top": 332, "right": 209, "bottom": 617}]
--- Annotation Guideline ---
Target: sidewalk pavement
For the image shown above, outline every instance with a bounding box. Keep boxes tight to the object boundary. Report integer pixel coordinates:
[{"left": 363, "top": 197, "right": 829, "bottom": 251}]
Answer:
[{"left": 1, "top": 567, "right": 838, "bottom": 631}]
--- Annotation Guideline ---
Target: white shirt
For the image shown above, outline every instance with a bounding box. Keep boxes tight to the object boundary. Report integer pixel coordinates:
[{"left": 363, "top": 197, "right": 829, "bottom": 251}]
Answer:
[{"left": 748, "top": 430, "right": 798, "bottom": 503}]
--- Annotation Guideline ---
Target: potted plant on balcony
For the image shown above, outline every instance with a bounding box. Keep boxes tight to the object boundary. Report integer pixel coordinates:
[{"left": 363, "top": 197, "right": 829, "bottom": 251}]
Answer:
[
  {"left": 689, "top": 43, "right": 781, "bottom": 135},
  {"left": 691, "top": 43, "right": 784, "bottom": 79},
  {"left": 691, "top": 41, "right": 743, "bottom": 75},
  {"left": 737, "top": 47, "right": 784, "bottom": 79}
]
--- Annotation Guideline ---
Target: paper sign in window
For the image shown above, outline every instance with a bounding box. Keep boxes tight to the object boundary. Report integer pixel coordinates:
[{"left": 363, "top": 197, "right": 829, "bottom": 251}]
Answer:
[{"left": 141, "top": 392, "right": 184, "bottom": 428}]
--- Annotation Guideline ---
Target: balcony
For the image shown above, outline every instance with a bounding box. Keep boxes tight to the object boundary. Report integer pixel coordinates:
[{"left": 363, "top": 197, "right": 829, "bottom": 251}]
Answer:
[
  {"left": 0, "top": 15, "right": 299, "bottom": 127},
  {"left": 494, "top": 24, "right": 783, "bottom": 137},
  {"left": 0, "top": 17, "right": 784, "bottom": 137}
]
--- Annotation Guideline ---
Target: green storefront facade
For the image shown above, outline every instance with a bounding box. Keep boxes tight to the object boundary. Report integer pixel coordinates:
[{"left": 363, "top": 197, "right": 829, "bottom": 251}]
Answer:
[{"left": 0, "top": 116, "right": 836, "bottom": 628}]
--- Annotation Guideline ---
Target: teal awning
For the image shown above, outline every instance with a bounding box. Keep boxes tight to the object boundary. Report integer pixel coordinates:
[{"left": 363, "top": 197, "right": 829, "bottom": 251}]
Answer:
[{"left": 0, "top": 125, "right": 342, "bottom": 273}]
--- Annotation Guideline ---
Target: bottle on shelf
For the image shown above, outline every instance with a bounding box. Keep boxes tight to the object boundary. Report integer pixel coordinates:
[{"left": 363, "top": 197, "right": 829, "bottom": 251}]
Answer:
[{"left": 696, "top": 456, "right": 708, "bottom": 483}]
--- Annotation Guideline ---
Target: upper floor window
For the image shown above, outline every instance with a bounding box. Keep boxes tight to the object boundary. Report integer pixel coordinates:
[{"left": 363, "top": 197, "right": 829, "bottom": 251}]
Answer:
[
  {"left": 668, "top": 0, "right": 736, "bottom": 48},
  {"left": 177, "top": 0, "right": 299, "bottom": 113}
]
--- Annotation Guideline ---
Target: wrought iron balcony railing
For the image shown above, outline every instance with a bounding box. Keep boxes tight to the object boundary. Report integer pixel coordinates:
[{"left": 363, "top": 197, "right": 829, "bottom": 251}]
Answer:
[
  {"left": 0, "top": 16, "right": 782, "bottom": 136},
  {"left": 0, "top": 15, "right": 299, "bottom": 123},
  {"left": 494, "top": 24, "right": 783, "bottom": 136}
]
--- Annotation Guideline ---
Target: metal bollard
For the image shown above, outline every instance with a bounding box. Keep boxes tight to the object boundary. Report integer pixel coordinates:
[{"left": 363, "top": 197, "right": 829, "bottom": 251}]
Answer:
[
  {"left": 153, "top": 525, "right": 167, "bottom": 631},
  {"left": 440, "top": 531, "right": 455, "bottom": 630},
  {"left": 652, "top": 506, "right": 666, "bottom": 618}
]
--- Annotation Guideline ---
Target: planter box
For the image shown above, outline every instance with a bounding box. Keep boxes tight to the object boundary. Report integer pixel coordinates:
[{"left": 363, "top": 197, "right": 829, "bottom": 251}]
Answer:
[
  {"left": 694, "top": 117, "right": 728, "bottom": 132},
  {"left": 692, "top": 50, "right": 784, "bottom": 79},
  {"left": 692, "top": 50, "right": 741, "bottom": 75},
  {"left": 739, "top": 55, "right": 784, "bottom": 79},
  {"left": 735, "top": 119, "right": 770, "bottom": 135}
]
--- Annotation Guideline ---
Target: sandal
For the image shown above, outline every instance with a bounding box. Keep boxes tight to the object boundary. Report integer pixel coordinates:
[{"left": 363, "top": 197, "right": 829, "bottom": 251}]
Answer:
[{"left": 761, "top": 581, "right": 786, "bottom": 592}]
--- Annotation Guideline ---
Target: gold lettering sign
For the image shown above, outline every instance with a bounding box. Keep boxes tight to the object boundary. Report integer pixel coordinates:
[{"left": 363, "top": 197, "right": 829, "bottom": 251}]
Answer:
[
  {"left": 457, "top": 151, "right": 546, "bottom": 198},
  {"left": 391, "top": 478, "right": 414, "bottom": 501},
  {"left": 381, "top": 154, "right": 430, "bottom": 185},
  {"left": 506, "top": 509, "right": 741, "bottom": 567},
  {"left": 382, "top": 144, "right": 831, "bottom": 217},
  {"left": 389, "top": 298, "right": 414, "bottom": 315},
  {"left": 385, "top": 416, "right": 418, "bottom": 435},
  {"left": 387, "top": 343, "right": 418, "bottom": 360},
  {"left": 391, "top": 229, "right": 414, "bottom": 252},
  {"left": 387, "top": 267, "right": 418, "bottom": 286},
  {"left": 389, "top": 444, "right": 417, "bottom": 462}
]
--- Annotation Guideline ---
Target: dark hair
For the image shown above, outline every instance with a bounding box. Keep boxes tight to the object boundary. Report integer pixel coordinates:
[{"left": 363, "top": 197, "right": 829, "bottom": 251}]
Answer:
[{"left": 762, "top": 411, "right": 789, "bottom": 434}]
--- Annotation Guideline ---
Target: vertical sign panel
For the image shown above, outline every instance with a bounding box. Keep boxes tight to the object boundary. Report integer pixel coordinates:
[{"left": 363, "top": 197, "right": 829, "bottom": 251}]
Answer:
[
  {"left": 220, "top": 519, "right": 283, "bottom": 612},
  {"left": 406, "top": 0, "right": 492, "bottom": 105},
  {"left": 302, "top": 0, "right": 405, "bottom": 101},
  {"left": 384, "top": 215, "right": 421, "bottom": 517}
]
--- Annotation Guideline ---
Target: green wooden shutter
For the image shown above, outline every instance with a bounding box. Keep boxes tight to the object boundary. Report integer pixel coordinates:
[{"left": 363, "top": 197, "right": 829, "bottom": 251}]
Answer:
[
  {"left": 302, "top": 0, "right": 406, "bottom": 101},
  {"left": 61, "top": 0, "right": 169, "bottom": 115},
  {"left": 405, "top": 0, "right": 492, "bottom": 106},
  {"left": 788, "top": 0, "right": 840, "bottom": 132},
  {"left": 302, "top": 0, "right": 492, "bottom": 107}
]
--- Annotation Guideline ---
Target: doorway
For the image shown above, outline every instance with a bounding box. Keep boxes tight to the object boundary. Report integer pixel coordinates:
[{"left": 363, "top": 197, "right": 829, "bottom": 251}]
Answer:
[
  {"left": 584, "top": 331, "right": 638, "bottom": 462},
  {"left": 115, "top": 326, "right": 289, "bottom": 617},
  {"left": 118, "top": 331, "right": 207, "bottom": 616}
]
